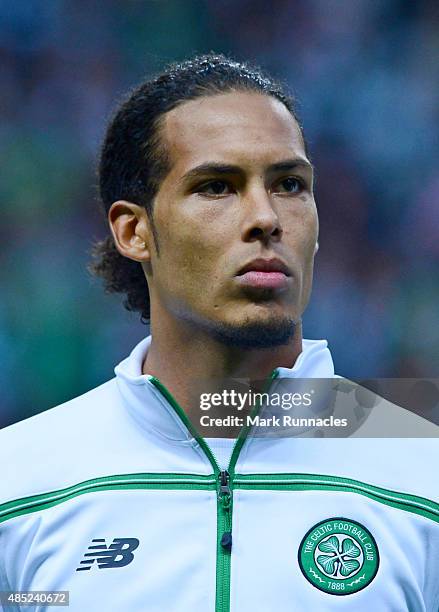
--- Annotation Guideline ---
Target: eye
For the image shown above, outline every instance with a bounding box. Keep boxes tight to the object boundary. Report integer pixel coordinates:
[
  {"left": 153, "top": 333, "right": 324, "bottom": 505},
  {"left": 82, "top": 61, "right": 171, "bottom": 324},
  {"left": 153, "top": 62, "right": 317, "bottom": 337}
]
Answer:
[
  {"left": 197, "top": 180, "right": 232, "bottom": 196},
  {"left": 275, "top": 177, "right": 305, "bottom": 194}
]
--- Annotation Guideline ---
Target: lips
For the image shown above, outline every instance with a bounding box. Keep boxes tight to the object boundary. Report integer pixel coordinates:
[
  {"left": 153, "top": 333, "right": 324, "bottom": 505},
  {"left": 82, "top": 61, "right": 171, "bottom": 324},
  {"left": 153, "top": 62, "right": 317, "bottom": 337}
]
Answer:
[
  {"left": 236, "top": 258, "right": 291, "bottom": 291},
  {"left": 237, "top": 258, "right": 291, "bottom": 277}
]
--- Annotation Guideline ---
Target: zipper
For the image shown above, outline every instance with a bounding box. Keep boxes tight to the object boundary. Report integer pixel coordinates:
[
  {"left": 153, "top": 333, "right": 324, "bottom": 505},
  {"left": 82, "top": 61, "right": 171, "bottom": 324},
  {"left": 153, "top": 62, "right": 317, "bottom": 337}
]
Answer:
[
  {"left": 216, "top": 469, "right": 232, "bottom": 611},
  {"left": 149, "top": 369, "right": 279, "bottom": 612}
]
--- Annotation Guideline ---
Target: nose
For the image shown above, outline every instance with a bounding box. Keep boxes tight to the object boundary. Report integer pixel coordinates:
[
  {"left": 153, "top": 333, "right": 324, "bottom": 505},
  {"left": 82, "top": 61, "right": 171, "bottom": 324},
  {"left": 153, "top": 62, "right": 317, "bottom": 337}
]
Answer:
[{"left": 240, "top": 188, "right": 283, "bottom": 243}]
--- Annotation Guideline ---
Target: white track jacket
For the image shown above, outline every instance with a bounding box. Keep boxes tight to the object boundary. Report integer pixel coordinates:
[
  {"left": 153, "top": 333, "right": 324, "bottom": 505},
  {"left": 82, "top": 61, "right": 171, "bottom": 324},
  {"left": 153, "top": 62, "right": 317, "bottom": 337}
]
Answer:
[{"left": 0, "top": 336, "right": 438, "bottom": 611}]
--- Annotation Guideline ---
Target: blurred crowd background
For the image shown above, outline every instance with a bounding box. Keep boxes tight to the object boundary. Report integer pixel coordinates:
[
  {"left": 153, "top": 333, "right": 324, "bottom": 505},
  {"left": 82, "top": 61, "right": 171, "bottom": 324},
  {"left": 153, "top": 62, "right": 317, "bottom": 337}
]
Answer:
[{"left": 1, "top": 0, "right": 438, "bottom": 427}]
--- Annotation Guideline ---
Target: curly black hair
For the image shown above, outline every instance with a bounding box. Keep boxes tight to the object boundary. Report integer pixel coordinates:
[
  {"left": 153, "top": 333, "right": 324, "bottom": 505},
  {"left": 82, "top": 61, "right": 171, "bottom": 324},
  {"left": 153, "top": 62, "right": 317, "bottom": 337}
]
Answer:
[{"left": 90, "top": 53, "right": 306, "bottom": 323}]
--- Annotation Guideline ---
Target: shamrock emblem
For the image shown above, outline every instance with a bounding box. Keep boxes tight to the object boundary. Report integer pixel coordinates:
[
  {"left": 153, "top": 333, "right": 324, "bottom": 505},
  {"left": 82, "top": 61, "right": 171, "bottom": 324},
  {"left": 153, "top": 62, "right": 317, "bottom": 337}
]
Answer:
[{"left": 316, "top": 536, "right": 362, "bottom": 578}]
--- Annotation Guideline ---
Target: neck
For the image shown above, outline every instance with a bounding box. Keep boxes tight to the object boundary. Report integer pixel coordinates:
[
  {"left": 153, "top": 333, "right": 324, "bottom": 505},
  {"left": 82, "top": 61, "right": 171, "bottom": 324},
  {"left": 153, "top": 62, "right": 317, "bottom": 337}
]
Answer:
[{"left": 142, "top": 312, "right": 303, "bottom": 437}]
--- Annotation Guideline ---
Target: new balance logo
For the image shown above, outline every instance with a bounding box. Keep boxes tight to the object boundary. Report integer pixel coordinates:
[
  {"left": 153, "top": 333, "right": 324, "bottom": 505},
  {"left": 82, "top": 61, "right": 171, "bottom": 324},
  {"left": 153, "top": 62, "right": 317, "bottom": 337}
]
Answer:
[{"left": 76, "top": 538, "right": 140, "bottom": 571}]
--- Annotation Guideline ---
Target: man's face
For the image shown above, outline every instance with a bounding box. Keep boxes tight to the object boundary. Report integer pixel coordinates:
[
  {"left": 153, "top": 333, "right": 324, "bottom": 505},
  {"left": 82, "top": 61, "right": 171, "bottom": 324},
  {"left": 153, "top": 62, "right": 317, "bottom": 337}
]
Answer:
[{"left": 147, "top": 91, "right": 318, "bottom": 345}]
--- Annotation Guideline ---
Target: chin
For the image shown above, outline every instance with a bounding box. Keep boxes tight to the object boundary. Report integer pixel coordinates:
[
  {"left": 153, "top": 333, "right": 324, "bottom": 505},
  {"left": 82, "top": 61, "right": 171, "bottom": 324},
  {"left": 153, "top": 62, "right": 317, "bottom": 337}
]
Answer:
[{"left": 205, "top": 313, "right": 296, "bottom": 349}]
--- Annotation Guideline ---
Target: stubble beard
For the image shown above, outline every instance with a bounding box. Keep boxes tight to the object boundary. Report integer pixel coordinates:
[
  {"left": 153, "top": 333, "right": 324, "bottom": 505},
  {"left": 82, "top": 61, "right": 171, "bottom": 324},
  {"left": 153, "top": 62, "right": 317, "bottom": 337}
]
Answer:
[{"left": 197, "top": 313, "right": 297, "bottom": 349}]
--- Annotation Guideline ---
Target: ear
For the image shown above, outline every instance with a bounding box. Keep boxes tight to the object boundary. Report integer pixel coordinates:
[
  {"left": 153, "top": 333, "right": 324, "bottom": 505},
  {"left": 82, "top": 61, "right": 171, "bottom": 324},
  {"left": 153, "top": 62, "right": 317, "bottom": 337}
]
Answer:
[
  {"left": 108, "top": 200, "right": 152, "bottom": 263},
  {"left": 314, "top": 241, "right": 319, "bottom": 255}
]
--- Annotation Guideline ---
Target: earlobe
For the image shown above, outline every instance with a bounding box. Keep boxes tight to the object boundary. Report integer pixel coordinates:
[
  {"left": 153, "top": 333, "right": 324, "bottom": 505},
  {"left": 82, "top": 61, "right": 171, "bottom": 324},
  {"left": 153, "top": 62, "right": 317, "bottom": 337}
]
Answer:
[
  {"left": 108, "top": 200, "right": 151, "bottom": 263},
  {"left": 314, "top": 241, "right": 319, "bottom": 255}
]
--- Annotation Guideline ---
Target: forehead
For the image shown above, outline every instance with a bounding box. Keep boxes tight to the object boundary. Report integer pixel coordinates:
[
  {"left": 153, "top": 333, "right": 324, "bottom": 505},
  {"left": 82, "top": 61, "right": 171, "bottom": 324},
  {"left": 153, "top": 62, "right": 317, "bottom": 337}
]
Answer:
[{"left": 161, "top": 92, "right": 307, "bottom": 175}]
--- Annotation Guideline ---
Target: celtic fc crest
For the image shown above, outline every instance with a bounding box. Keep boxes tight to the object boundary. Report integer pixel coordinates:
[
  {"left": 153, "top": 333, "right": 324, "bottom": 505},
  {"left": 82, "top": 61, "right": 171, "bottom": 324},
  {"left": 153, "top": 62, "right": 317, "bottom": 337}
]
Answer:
[{"left": 298, "top": 517, "right": 379, "bottom": 595}]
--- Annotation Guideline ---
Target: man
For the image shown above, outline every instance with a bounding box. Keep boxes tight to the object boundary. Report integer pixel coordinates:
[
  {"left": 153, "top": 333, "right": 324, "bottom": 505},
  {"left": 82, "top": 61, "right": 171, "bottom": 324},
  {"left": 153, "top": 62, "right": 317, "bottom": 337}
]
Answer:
[{"left": 0, "top": 55, "right": 438, "bottom": 611}]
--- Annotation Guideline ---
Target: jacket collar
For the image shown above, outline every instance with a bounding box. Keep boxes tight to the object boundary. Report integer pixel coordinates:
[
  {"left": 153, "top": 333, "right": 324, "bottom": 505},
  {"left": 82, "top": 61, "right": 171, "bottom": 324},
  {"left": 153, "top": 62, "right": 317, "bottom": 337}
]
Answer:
[{"left": 114, "top": 335, "right": 335, "bottom": 442}]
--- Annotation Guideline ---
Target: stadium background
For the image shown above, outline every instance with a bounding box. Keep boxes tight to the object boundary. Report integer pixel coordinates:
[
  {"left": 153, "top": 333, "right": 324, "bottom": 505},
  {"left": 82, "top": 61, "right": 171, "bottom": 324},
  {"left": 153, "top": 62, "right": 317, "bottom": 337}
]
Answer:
[{"left": 1, "top": 0, "right": 438, "bottom": 428}]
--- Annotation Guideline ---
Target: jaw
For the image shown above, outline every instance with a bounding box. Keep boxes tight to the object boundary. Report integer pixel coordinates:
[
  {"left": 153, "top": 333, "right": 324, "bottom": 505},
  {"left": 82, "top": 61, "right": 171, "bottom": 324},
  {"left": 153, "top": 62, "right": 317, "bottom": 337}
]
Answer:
[
  {"left": 174, "top": 298, "right": 298, "bottom": 349},
  {"left": 148, "top": 274, "right": 304, "bottom": 346}
]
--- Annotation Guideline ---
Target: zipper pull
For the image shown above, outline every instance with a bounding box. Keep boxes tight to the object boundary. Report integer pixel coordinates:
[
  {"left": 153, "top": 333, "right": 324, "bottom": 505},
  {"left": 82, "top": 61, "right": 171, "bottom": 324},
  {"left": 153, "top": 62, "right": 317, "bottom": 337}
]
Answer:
[
  {"left": 219, "top": 470, "right": 231, "bottom": 510},
  {"left": 219, "top": 470, "right": 231, "bottom": 496},
  {"left": 219, "top": 470, "right": 233, "bottom": 551},
  {"left": 220, "top": 531, "right": 232, "bottom": 551}
]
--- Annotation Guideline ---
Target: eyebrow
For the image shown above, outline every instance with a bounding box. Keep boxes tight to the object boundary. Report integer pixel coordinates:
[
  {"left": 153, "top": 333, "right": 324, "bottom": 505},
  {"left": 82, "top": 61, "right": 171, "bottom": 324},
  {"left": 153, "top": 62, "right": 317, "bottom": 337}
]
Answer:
[{"left": 180, "top": 158, "right": 314, "bottom": 183}]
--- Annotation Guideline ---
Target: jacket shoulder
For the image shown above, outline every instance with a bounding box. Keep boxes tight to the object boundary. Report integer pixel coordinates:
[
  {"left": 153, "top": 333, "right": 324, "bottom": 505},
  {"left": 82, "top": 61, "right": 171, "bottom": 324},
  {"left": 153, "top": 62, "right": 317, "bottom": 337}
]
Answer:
[{"left": 0, "top": 379, "right": 123, "bottom": 505}]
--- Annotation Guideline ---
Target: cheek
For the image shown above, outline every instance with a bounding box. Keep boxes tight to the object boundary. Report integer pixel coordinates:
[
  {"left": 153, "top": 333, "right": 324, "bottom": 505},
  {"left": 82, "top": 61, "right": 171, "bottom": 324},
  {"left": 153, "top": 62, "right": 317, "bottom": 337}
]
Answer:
[
  {"left": 283, "top": 207, "right": 318, "bottom": 253},
  {"left": 161, "top": 200, "right": 231, "bottom": 259},
  {"left": 154, "top": 218, "right": 228, "bottom": 294}
]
